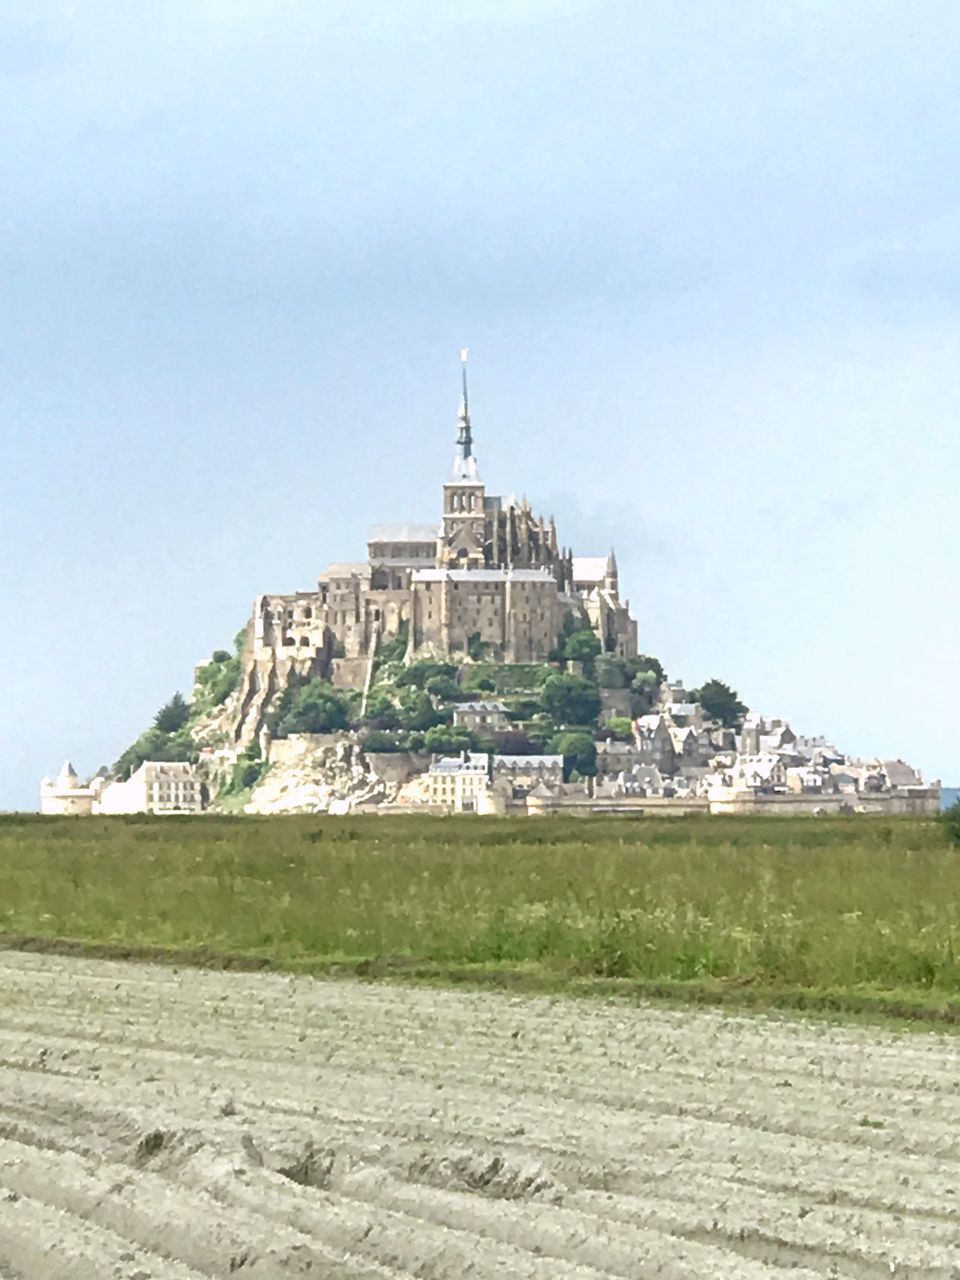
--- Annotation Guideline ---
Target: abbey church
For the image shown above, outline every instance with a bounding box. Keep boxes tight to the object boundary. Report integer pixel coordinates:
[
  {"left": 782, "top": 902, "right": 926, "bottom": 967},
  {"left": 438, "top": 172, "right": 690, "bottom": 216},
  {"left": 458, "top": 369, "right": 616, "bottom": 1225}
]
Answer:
[{"left": 235, "top": 356, "right": 636, "bottom": 743}]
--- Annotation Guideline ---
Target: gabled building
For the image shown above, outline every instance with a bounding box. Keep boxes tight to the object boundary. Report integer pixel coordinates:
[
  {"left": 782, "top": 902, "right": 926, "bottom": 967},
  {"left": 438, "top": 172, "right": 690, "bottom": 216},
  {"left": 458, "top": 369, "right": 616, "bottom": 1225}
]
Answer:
[{"left": 452, "top": 700, "right": 510, "bottom": 734}]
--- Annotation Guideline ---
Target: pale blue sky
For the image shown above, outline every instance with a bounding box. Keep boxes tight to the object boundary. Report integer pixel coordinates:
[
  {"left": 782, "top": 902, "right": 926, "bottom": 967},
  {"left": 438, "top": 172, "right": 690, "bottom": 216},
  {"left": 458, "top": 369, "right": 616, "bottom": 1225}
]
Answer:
[{"left": 3, "top": 0, "right": 959, "bottom": 809}]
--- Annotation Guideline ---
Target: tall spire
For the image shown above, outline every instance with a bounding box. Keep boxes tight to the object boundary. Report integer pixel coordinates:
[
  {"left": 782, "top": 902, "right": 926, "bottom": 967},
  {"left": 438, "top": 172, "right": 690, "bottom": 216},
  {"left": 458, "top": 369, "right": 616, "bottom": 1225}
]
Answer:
[{"left": 451, "top": 346, "right": 479, "bottom": 480}]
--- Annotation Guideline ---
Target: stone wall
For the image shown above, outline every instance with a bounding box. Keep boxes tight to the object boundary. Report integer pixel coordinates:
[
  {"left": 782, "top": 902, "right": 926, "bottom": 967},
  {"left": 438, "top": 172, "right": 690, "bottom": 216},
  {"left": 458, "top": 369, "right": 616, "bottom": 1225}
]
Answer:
[{"left": 364, "top": 752, "right": 431, "bottom": 785}]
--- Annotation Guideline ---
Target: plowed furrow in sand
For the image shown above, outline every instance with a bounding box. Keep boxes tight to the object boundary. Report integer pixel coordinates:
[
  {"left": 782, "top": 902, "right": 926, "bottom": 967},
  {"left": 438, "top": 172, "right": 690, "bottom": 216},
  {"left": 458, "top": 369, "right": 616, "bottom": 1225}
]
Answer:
[{"left": 2, "top": 951, "right": 960, "bottom": 1277}]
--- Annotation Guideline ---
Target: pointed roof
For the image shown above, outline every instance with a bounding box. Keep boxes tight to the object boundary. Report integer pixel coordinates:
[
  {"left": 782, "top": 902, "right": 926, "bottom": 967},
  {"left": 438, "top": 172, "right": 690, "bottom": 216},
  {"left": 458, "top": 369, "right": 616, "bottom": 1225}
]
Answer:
[
  {"left": 450, "top": 347, "right": 481, "bottom": 482},
  {"left": 57, "top": 760, "right": 79, "bottom": 788}
]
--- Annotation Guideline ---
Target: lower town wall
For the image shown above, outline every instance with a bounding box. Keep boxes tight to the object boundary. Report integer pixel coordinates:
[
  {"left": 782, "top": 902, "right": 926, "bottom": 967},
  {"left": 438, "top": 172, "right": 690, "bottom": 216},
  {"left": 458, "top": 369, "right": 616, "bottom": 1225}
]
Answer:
[{"left": 708, "top": 791, "right": 941, "bottom": 817}]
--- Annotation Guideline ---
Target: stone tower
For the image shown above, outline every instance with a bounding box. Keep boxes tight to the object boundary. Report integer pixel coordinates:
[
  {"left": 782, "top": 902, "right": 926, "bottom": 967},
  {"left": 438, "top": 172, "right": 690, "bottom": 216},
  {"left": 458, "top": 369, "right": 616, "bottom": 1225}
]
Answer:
[{"left": 438, "top": 349, "right": 487, "bottom": 569}]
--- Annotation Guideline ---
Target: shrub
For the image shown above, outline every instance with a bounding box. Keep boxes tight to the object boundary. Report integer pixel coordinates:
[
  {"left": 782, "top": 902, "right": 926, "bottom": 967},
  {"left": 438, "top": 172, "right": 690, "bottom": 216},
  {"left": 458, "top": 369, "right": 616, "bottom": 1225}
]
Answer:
[
  {"left": 467, "top": 631, "right": 488, "bottom": 661},
  {"left": 493, "top": 729, "right": 546, "bottom": 755},
  {"left": 607, "top": 716, "right": 634, "bottom": 741},
  {"left": 425, "top": 675, "right": 461, "bottom": 701},
  {"left": 942, "top": 801, "right": 960, "bottom": 847},
  {"left": 221, "top": 745, "right": 265, "bottom": 795},
  {"left": 376, "top": 621, "right": 409, "bottom": 666},
  {"left": 196, "top": 651, "right": 242, "bottom": 706},
  {"left": 423, "top": 725, "right": 479, "bottom": 756},
  {"left": 113, "top": 726, "right": 199, "bottom": 781},
  {"left": 395, "top": 660, "right": 458, "bottom": 690},
  {"left": 273, "top": 679, "right": 351, "bottom": 737},
  {"left": 362, "top": 730, "right": 407, "bottom": 753},
  {"left": 461, "top": 664, "right": 555, "bottom": 694}
]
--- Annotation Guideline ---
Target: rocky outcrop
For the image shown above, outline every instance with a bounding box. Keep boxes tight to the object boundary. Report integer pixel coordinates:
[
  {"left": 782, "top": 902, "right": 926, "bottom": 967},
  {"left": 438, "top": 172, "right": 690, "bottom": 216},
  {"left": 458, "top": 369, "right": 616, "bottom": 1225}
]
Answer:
[
  {"left": 233, "top": 647, "right": 330, "bottom": 750},
  {"left": 243, "top": 737, "right": 398, "bottom": 815}
]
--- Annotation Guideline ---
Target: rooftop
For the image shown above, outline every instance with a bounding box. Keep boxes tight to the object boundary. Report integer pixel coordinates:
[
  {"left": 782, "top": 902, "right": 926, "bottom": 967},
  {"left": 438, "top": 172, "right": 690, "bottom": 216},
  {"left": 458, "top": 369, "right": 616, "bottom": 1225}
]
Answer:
[
  {"left": 367, "top": 523, "right": 439, "bottom": 544},
  {"left": 412, "top": 568, "right": 556, "bottom": 583}
]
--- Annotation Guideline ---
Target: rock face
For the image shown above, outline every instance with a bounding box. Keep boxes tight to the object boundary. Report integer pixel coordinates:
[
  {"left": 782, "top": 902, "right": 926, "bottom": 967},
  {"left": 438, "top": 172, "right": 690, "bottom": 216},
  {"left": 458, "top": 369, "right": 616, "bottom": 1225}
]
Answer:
[{"left": 244, "top": 737, "right": 397, "bottom": 815}]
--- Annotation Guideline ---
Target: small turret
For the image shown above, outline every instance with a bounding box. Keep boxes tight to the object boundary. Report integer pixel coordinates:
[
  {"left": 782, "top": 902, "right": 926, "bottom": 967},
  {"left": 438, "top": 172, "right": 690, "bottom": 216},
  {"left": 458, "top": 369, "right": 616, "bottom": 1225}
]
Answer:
[
  {"left": 604, "top": 548, "right": 619, "bottom": 597},
  {"left": 57, "top": 760, "right": 79, "bottom": 790}
]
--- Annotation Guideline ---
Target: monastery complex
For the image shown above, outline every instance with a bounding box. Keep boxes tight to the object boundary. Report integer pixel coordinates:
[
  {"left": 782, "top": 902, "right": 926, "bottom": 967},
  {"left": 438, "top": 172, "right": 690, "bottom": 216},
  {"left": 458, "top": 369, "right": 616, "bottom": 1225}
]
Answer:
[
  {"left": 235, "top": 353, "right": 635, "bottom": 748},
  {"left": 42, "top": 355, "right": 940, "bottom": 818}
]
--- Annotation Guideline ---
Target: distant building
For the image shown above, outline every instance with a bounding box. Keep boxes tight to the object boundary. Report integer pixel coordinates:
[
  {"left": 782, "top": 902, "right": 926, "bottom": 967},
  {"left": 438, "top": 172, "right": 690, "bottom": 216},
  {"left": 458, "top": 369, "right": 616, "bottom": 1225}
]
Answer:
[
  {"left": 96, "top": 761, "right": 204, "bottom": 815},
  {"left": 452, "top": 700, "right": 510, "bottom": 734},
  {"left": 491, "top": 754, "right": 564, "bottom": 792},
  {"left": 423, "top": 752, "right": 490, "bottom": 812}
]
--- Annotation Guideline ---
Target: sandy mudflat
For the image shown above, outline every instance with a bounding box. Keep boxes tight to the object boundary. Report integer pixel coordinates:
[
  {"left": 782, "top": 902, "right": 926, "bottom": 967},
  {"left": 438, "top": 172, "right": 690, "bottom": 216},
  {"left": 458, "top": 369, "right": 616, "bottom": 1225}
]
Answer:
[{"left": 0, "top": 955, "right": 959, "bottom": 1278}]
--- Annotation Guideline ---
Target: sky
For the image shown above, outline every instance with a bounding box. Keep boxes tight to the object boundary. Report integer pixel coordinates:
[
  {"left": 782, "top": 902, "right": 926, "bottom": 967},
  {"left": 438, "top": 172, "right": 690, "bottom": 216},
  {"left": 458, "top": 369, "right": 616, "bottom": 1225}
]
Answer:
[{"left": 3, "top": 0, "right": 959, "bottom": 810}]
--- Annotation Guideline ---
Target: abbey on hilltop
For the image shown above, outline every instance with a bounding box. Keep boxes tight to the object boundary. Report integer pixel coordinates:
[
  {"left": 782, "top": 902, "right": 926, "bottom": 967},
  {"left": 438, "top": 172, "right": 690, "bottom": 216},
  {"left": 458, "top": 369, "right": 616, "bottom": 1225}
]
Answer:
[{"left": 233, "top": 353, "right": 637, "bottom": 744}]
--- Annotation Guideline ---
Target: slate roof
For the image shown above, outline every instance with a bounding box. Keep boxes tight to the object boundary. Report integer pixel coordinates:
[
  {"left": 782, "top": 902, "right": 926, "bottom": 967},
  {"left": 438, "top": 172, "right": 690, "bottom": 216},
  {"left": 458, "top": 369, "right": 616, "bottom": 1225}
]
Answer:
[{"left": 367, "top": 524, "right": 439, "bottom": 544}]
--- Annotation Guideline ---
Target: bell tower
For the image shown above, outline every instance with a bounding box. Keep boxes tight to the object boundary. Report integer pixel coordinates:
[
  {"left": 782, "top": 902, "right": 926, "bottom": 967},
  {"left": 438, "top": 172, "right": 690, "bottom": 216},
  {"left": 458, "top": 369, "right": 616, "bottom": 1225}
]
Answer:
[{"left": 439, "top": 348, "right": 487, "bottom": 568}]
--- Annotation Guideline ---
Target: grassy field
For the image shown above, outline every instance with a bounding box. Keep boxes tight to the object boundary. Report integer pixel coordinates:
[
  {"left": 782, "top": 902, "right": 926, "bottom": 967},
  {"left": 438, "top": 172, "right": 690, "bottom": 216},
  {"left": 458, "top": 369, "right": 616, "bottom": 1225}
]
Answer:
[{"left": 3, "top": 812, "right": 960, "bottom": 1023}]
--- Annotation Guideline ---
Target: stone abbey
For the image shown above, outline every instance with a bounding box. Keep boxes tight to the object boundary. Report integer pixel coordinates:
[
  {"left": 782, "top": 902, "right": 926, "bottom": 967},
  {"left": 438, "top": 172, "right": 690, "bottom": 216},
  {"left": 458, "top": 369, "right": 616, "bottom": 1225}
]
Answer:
[{"left": 233, "top": 355, "right": 637, "bottom": 745}]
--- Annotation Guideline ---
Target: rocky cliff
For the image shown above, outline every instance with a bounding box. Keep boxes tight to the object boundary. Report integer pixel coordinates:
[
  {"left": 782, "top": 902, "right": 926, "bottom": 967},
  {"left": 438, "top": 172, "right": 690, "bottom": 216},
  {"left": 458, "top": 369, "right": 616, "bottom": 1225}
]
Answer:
[{"left": 242, "top": 737, "right": 400, "bottom": 815}]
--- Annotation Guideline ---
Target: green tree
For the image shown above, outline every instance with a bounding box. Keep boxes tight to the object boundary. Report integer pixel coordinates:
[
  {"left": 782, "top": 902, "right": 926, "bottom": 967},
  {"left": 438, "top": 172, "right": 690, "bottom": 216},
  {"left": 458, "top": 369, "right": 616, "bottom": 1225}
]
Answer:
[
  {"left": 541, "top": 674, "right": 601, "bottom": 727},
  {"left": 548, "top": 730, "right": 598, "bottom": 780},
  {"left": 397, "top": 688, "right": 442, "bottom": 732},
  {"left": 632, "top": 653, "right": 665, "bottom": 684},
  {"left": 363, "top": 689, "right": 400, "bottom": 729},
  {"left": 563, "top": 628, "right": 602, "bottom": 668},
  {"left": 154, "top": 692, "right": 189, "bottom": 734},
  {"left": 423, "top": 725, "right": 479, "bottom": 755},
  {"left": 425, "top": 674, "right": 461, "bottom": 701},
  {"left": 274, "top": 679, "right": 351, "bottom": 736},
  {"left": 690, "top": 678, "right": 748, "bottom": 728}
]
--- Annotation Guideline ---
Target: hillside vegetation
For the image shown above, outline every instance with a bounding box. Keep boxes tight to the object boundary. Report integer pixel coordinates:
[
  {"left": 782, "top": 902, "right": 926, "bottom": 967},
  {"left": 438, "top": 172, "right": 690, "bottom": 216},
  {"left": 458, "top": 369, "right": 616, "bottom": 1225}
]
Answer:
[{"left": 4, "top": 813, "right": 960, "bottom": 1024}]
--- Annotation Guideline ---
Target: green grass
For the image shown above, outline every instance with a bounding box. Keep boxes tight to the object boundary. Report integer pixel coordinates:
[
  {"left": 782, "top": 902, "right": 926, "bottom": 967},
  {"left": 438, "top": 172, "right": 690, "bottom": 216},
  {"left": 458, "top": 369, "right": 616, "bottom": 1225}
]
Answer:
[{"left": 3, "top": 813, "right": 960, "bottom": 1025}]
